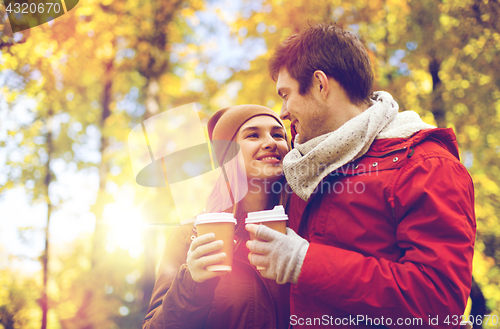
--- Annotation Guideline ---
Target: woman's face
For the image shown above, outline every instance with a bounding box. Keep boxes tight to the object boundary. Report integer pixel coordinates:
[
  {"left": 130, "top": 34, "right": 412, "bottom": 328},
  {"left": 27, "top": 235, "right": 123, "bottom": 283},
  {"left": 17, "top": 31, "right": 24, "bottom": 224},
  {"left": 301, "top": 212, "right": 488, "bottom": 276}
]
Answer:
[{"left": 235, "top": 115, "right": 289, "bottom": 181}]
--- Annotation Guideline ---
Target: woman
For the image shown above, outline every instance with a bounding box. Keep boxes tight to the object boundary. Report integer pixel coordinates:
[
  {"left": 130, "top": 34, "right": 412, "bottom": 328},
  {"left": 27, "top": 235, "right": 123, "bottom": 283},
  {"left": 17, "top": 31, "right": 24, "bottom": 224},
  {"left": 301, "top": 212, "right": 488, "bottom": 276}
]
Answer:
[{"left": 143, "top": 104, "right": 291, "bottom": 329}]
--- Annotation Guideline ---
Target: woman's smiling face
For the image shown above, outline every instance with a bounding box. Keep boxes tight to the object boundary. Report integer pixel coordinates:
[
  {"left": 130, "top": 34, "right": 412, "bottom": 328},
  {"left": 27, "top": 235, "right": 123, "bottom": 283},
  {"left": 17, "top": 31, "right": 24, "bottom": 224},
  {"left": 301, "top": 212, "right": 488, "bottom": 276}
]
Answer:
[{"left": 235, "top": 115, "right": 289, "bottom": 181}]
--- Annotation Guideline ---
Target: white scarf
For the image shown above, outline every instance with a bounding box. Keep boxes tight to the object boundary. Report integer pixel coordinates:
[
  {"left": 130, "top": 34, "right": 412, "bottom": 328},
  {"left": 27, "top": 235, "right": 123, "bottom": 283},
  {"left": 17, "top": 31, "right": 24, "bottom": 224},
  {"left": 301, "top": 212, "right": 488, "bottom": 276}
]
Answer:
[{"left": 283, "top": 91, "right": 435, "bottom": 201}]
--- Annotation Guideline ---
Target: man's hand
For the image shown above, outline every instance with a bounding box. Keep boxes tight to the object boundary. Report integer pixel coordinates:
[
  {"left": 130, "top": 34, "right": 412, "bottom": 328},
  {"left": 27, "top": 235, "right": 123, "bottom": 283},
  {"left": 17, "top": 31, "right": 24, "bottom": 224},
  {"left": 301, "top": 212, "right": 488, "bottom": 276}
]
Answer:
[
  {"left": 246, "top": 224, "right": 309, "bottom": 284},
  {"left": 187, "top": 233, "right": 226, "bottom": 283}
]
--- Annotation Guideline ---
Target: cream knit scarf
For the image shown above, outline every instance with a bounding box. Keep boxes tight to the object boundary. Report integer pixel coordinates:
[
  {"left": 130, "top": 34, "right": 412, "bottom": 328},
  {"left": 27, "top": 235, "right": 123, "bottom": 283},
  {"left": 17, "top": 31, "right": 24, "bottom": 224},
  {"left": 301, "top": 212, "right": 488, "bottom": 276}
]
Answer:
[{"left": 283, "top": 91, "right": 435, "bottom": 201}]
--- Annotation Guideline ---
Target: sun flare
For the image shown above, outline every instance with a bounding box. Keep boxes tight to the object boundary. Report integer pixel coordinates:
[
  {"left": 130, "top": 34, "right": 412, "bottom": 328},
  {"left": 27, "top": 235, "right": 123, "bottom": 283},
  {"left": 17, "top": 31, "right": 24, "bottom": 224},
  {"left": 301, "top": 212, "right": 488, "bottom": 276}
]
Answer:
[{"left": 103, "top": 200, "right": 146, "bottom": 258}]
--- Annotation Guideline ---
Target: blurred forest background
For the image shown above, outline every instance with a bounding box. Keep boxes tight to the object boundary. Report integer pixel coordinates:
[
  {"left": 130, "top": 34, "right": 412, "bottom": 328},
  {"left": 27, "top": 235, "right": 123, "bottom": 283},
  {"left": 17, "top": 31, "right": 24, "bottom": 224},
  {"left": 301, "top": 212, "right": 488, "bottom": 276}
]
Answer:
[{"left": 0, "top": 0, "right": 499, "bottom": 328}]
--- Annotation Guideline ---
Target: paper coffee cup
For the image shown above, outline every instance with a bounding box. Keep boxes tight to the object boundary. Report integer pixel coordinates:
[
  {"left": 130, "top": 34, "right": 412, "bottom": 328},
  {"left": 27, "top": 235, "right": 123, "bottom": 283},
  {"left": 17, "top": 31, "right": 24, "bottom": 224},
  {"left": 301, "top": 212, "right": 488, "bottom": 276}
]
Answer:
[
  {"left": 246, "top": 205, "right": 288, "bottom": 270},
  {"left": 195, "top": 212, "right": 236, "bottom": 272}
]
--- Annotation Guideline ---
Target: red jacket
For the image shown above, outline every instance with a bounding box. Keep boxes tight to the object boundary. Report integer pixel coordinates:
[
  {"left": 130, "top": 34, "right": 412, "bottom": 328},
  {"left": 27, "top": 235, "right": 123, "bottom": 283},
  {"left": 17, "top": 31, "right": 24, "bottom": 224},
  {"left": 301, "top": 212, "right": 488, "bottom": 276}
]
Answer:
[{"left": 287, "top": 128, "right": 476, "bottom": 328}]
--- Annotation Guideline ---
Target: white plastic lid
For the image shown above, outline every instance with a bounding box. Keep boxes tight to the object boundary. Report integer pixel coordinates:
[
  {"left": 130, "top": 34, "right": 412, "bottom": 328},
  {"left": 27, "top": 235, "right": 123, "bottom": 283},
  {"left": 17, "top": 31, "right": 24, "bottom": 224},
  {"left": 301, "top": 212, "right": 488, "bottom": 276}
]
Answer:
[
  {"left": 245, "top": 205, "right": 288, "bottom": 224},
  {"left": 206, "top": 265, "right": 232, "bottom": 272},
  {"left": 195, "top": 212, "right": 237, "bottom": 226}
]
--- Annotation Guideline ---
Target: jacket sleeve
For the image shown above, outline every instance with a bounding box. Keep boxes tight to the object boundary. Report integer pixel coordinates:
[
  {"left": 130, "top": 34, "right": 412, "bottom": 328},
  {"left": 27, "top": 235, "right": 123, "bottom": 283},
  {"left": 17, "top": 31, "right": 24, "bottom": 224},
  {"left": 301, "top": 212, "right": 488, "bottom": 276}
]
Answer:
[
  {"left": 295, "top": 156, "right": 476, "bottom": 328},
  {"left": 142, "top": 224, "right": 219, "bottom": 329}
]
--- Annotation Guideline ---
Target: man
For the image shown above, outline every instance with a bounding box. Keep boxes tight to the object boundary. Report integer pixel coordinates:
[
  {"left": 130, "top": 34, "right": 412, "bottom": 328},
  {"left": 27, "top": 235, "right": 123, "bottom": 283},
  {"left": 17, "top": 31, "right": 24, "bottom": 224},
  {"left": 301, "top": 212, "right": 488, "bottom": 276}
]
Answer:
[{"left": 246, "top": 22, "right": 476, "bottom": 328}]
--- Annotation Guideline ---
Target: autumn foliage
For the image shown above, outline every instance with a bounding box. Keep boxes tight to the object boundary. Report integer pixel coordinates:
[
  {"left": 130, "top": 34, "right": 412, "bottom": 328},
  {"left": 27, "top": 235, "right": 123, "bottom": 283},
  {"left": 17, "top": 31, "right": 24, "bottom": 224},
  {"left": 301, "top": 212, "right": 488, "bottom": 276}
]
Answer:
[{"left": 1, "top": 0, "right": 499, "bottom": 328}]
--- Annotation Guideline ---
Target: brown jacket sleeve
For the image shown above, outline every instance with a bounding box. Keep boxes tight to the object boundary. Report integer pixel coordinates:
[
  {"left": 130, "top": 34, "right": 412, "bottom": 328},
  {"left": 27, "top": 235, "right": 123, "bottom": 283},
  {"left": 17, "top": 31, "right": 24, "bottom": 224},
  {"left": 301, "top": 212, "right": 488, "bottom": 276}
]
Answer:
[{"left": 142, "top": 224, "right": 220, "bottom": 329}]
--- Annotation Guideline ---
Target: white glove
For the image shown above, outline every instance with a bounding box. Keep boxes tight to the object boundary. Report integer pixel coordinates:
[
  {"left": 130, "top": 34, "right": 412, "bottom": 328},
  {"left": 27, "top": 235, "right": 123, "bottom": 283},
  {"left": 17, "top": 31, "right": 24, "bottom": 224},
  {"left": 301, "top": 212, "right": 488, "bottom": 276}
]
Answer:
[
  {"left": 187, "top": 233, "right": 227, "bottom": 283},
  {"left": 246, "top": 224, "right": 309, "bottom": 284}
]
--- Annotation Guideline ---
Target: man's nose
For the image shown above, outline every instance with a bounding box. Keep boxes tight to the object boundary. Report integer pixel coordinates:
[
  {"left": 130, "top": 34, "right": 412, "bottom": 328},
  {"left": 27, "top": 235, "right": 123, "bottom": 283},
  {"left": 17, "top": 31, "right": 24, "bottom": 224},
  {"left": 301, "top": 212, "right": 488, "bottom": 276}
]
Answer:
[{"left": 280, "top": 103, "right": 289, "bottom": 121}]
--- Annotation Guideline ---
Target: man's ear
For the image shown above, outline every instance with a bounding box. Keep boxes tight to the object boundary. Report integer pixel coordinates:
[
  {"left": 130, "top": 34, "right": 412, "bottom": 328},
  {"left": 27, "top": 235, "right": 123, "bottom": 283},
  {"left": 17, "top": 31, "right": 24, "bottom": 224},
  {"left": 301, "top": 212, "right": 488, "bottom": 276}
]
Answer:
[{"left": 313, "top": 70, "right": 330, "bottom": 101}]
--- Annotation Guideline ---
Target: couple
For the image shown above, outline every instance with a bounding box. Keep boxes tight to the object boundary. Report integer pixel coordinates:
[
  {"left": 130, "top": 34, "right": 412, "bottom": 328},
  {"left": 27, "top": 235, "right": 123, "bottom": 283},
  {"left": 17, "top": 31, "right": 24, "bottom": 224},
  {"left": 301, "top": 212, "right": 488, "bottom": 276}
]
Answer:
[{"left": 143, "top": 23, "right": 476, "bottom": 329}]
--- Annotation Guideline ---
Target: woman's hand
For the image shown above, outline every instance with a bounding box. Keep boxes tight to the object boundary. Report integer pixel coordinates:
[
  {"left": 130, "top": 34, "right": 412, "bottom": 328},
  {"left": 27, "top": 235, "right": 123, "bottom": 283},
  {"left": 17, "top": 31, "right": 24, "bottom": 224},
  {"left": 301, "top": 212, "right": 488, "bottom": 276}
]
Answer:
[{"left": 187, "top": 233, "right": 227, "bottom": 283}]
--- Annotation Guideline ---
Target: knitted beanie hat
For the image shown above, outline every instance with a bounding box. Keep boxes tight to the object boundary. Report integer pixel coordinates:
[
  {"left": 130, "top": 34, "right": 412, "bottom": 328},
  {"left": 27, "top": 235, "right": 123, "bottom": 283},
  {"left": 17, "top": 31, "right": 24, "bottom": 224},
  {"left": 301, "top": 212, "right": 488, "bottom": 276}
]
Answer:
[
  {"left": 208, "top": 104, "right": 283, "bottom": 142},
  {"left": 207, "top": 104, "right": 285, "bottom": 165}
]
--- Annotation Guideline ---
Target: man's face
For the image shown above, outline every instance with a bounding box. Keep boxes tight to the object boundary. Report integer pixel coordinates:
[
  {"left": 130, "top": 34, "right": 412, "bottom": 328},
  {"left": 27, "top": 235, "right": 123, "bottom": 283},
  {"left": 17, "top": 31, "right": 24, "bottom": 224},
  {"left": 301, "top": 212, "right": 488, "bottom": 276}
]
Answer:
[{"left": 276, "top": 69, "right": 326, "bottom": 144}]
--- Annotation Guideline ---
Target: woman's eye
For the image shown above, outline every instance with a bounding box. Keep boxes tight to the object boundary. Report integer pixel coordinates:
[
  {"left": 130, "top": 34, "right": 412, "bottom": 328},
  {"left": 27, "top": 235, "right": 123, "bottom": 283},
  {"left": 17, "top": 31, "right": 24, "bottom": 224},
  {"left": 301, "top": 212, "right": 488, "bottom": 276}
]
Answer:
[
  {"left": 273, "top": 133, "right": 285, "bottom": 138},
  {"left": 246, "top": 133, "right": 258, "bottom": 138}
]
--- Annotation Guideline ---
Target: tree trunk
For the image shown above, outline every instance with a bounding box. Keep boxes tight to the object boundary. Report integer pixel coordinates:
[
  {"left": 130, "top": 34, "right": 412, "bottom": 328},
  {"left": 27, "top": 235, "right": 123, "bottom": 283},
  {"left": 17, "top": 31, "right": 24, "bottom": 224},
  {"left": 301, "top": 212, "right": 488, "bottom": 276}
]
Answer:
[
  {"left": 141, "top": 227, "right": 157, "bottom": 312},
  {"left": 429, "top": 56, "right": 446, "bottom": 128},
  {"left": 136, "top": 0, "right": 184, "bottom": 312},
  {"left": 91, "top": 59, "right": 114, "bottom": 269},
  {"left": 145, "top": 77, "right": 160, "bottom": 116},
  {"left": 40, "top": 109, "right": 54, "bottom": 329},
  {"left": 469, "top": 276, "right": 488, "bottom": 329},
  {"left": 72, "top": 59, "right": 114, "bottom": 329},
  {"left": 139, "top": 76, "right": 161, "bottom": 313}
]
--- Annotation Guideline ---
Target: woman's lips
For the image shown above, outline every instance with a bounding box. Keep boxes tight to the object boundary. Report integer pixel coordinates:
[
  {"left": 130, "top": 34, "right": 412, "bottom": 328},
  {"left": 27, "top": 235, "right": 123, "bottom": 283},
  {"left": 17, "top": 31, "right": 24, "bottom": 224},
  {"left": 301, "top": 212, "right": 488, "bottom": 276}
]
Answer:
[{"left": 259, "top": 156, "right": 281, "bottom": 164}]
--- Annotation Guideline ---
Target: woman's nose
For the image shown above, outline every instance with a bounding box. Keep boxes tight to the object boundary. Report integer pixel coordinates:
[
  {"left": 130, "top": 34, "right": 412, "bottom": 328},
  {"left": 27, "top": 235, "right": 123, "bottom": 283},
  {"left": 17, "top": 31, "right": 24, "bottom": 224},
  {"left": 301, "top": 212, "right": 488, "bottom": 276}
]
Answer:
[{"left": 262, "top": 135, "right": 277, "bottom": 149}]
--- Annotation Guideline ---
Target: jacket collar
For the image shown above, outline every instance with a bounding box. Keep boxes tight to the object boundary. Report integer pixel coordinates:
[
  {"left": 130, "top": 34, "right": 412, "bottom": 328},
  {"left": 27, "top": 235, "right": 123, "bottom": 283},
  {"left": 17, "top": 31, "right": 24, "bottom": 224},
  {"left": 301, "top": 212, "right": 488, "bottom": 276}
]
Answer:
[{"left": 367, "top": 128, "right": 460, "bottom": 161}]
